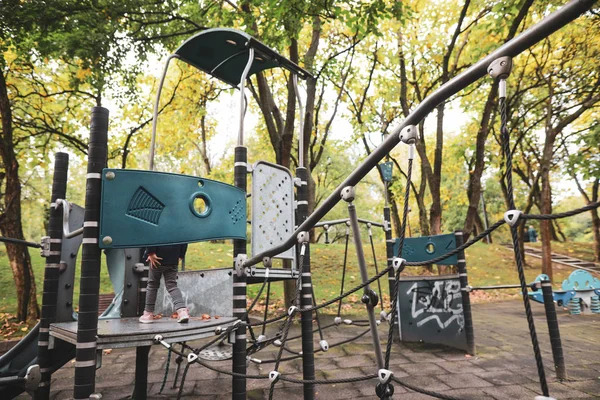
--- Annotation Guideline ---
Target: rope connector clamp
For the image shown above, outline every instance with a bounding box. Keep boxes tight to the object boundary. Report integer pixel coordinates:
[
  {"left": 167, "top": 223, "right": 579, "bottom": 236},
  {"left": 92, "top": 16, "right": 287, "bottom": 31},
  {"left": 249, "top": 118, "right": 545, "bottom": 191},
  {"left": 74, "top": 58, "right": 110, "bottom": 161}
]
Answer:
[
  {"left": 297, "top": 231, "right": 310, "bottom": 244},
  {"left": 187, "top": 353, "right": 198, "bottom": 363},
  {"left": 399, "top": 125, "right": 418, "bottom": 144},
  {"left": 379, "top": 310, "right": 388, "bottom": 321},
  {"left": 319, "top": 340, "right": 329, "bottom": 352},
  {"left": 392, "top": 257, "right": 406, "bottom": 274},
  {"left": 40, "top": 236, "right": 51, "bottom": 258},
  {"left": 153, "top": 334, "right": 171, "bottom": 349},
  {"left": 503, "top": 210, "right": 522, "bottom": 227},
  {"left": 488, "top": 56, "right": 513, "bottom": 80},
  {"left": 273, "top": 339, "right": 282, "bottom": 347},
  {"left": 378, "top": 369, "right": 393, "bottom": 385},
  {"left": 257, "top": 334, "right": 267, "bottom": 343},
  {"left": 334, "top": 316, "right": 342, "bottom": 325},
  {"left": 235, "top": 253, "right": 248, "bottom": 278},
  {"left": 262, "top": 257, "right": 272, "bottom": 268},
  {"left": 269, "top": 371, "right": 281, "bottom": 383},
  {"left": 340, "top": 186, "right": 356, "bottom": 202},
  {"left": 288, "top": 306, "right": 297, "bottom": 316}
]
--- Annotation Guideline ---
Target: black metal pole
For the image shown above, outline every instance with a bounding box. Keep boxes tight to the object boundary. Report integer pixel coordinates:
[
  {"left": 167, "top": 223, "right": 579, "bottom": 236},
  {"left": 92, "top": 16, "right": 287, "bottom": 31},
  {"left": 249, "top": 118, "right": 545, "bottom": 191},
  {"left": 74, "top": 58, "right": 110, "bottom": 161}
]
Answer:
[
  {"left": 383, "top": 207, "right": 398, "bottom": 340},
  {"left": 297, "top": 167, "right": 315, "bottom": 400},
  {"left": 73, "top": 107, "right": 109, "bottom": 399},
  {"left": 132, "top": 346, "right": 150, "bottom": 400},
  {"left": 35, "top": 152, "right": 69, "bottom": 400},
  {"left": 541, "top": 280, "right": 567, "bottom": 380},
  {"left": 138, "top": 264, "right": 148, "bottom": 316},
  {"left": 232, "top": 146, "right": 247, "bottom": 400},
  {"left": 455, "top": 231, "right": 475, "bottom": 356}
]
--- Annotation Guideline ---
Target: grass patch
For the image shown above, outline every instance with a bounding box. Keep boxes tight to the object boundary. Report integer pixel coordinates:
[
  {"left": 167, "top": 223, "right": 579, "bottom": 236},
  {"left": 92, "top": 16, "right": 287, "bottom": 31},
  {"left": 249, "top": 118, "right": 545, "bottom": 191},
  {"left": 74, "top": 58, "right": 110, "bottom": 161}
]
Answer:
[{"left": 0, "top": 239, "right": 590, "bottom": 340}]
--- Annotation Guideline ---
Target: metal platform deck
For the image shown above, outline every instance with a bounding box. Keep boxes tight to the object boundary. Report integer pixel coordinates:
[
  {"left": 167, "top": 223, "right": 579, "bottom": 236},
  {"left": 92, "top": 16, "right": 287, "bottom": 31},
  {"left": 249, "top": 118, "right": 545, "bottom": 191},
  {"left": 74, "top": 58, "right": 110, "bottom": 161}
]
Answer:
[{"left": 50, "top": 316, "right": 238, "bottom": 349}]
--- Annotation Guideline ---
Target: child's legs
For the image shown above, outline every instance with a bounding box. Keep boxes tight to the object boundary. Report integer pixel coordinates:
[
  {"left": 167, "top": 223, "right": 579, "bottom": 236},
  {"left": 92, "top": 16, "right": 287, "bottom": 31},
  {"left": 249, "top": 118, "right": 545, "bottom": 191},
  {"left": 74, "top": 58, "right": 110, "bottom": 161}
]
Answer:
[
  {"left": 144, "top": 266, "right": 163, "bottom": 313},
  {"left": 163, "top": 266, "right": 186, "bottom": 311}
]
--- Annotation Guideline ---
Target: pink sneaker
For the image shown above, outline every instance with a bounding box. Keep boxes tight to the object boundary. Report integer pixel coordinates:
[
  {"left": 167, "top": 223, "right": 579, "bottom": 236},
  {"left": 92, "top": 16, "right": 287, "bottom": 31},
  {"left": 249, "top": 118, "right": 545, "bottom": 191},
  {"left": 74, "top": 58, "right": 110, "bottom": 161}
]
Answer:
[
  {"left": 139, "top": 311, "right": 154, "bottom": 324},
  {"left": 176, "top": 308, "right": 189, "bottom": 323}
]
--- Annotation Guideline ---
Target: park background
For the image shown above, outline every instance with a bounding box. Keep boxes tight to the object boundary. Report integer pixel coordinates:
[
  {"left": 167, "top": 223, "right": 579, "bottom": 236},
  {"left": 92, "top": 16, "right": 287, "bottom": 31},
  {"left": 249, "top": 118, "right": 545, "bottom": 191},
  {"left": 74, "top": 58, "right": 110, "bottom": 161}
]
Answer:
[{"left": 1, "top": 0, "right": 599, "bottom": 338}]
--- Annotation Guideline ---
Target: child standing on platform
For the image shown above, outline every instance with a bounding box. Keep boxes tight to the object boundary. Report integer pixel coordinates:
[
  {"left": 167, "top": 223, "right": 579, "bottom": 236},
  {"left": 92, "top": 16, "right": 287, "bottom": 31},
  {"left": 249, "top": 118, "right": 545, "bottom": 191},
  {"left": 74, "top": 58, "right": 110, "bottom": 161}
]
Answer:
[{"left": 139, "top": 244, "right": 190, "bottom": 323}]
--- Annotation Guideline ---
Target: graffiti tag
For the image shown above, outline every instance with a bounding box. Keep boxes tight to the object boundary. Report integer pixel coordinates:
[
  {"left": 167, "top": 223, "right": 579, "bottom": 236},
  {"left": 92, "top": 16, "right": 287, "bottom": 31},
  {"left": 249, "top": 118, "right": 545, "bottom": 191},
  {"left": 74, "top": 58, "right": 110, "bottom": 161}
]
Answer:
[{"left": 408, "top": 280, "right": 464, "bottom": 330}]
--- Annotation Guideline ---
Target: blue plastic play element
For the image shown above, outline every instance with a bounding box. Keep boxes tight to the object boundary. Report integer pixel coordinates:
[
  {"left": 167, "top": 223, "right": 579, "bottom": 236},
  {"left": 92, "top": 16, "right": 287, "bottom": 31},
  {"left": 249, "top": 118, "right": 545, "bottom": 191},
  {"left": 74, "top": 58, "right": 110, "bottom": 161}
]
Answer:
[
  {"left": 528, "top": 273, "right": 575, "bottom": 306},
  {"left": 394, "top": 233, "right": 458, "bottom": 266},
  {"left": 562, "top": 269, "right": 600, "bottom": 291},
  {"left": 378, "top": 162, "right": 393, "bottom": 182},
  {"left": 99, "top": 169, "right": 246, "bottom": 248}
]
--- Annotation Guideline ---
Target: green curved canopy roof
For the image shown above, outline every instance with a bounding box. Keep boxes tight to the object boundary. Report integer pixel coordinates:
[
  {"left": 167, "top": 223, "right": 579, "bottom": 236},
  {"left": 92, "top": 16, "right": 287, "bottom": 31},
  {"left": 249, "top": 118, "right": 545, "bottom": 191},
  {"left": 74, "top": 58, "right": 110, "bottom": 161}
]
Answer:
[{"left": 174, "top": 28, "right": 312, "bottom": 87}]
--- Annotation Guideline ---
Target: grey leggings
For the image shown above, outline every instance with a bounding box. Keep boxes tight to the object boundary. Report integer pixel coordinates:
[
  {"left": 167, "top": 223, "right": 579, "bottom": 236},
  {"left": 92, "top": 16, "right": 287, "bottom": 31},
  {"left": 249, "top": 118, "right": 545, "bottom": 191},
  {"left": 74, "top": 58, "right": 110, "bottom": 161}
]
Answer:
[{"left": 144, "top": 264, "right": 185, "bottom": 312}]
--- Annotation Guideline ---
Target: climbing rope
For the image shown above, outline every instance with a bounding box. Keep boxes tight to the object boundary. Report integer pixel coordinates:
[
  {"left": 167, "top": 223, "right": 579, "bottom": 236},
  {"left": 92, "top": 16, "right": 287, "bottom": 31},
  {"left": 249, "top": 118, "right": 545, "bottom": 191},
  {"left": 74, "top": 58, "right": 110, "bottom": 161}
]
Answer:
[
  {"left": 268, "top": 244, "right": 307, "bottom": 399},
  {"left": 337, "top": 230, "right": 351, "bottom": 317},
  {"left": 381, "top": 149, "right": 414, "bottom": 399},
  {"left": 158, "top": 346, "right": 172, "bottom": 394},
  {"left": 161, "top": 198, "right": 600, "bottom": 399},
  {"left": 499, "top": 80, "right": 548, "bottom": 397}
]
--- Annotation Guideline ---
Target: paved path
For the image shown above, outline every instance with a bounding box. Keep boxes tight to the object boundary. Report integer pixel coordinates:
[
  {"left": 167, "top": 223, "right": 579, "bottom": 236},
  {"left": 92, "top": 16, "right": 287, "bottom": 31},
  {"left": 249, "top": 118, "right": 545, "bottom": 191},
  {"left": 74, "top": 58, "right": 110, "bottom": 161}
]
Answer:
[{"left": 22, "top": 301, "right": 600, "bottom": 399}]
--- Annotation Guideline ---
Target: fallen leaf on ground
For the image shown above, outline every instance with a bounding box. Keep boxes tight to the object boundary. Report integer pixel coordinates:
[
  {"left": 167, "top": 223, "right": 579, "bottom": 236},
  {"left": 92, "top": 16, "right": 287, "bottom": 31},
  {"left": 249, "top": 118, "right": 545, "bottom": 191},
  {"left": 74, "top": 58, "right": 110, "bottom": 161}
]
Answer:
[
  {"left": 201, "top": 314, "right": 211, "bottom": 320},
  {"left": 103, "top": 349, "right": 112, "bottom": 355}
]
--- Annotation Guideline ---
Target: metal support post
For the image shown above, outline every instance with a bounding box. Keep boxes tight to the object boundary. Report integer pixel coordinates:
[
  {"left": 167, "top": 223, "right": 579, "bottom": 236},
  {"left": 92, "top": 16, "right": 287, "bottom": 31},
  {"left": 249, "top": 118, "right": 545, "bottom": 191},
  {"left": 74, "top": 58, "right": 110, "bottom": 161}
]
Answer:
[
  {"left": 455, "top": 231, "right": 475, "bottom": 356},
  {"left": 541, "top": 280, "right": 567, "bottom": 380},
  {"left": 383, "top": 207, "right": 398, "bottom": 341},
  {"left": 296, "top": 167, "right": 315, "bottom": 400},
  {"left": 232, "top": 147, "right": 247, "bottom": 400},
  {"left": 73, "top": 107, "right": 109, "bottom": 399},
  {"left": 342, "top": 187, "right": 385, "bottom": 371},
  {"left": 35, "top": 152, "right": 69, "bottom": 400},
  {"left": 132, "top": 346, "right": 151, "bottom": 400}
]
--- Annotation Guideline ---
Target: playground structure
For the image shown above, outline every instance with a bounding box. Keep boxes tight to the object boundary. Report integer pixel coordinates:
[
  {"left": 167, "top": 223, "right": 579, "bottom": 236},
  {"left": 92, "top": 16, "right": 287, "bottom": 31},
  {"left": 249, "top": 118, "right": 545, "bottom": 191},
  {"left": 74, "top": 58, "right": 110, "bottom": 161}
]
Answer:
[{"left": 0, "top": 0, "right": 600, "bottom": 399}]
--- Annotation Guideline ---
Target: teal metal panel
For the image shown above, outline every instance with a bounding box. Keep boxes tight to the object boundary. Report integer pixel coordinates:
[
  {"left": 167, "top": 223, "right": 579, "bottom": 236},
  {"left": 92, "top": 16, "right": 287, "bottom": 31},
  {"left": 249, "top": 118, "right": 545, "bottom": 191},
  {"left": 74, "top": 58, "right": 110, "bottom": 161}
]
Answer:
[
  {"left": 393, "top": 233, "right": 458, "bottom": 265},
  {"left": 99, "top": 169, "right": 246, "bottom": 248},
  {"left": 378, "top": 162, "right": 393, "bottom": 182}
]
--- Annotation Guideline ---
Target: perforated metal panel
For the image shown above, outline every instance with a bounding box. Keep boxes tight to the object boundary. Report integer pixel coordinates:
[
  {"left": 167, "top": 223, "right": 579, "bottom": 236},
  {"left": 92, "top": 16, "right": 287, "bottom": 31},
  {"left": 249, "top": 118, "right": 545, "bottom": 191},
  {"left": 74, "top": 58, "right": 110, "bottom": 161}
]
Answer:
[{"left": 251, "top": 161, "right": 295, "bottom": 261}]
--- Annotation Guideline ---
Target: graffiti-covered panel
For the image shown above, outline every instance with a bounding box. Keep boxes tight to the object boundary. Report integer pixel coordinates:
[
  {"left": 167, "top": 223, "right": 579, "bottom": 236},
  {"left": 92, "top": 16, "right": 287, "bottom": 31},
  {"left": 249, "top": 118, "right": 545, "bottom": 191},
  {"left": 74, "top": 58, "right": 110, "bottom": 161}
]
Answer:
[{"left": 397, "top": 275, "right": 468, "bottom": 352}]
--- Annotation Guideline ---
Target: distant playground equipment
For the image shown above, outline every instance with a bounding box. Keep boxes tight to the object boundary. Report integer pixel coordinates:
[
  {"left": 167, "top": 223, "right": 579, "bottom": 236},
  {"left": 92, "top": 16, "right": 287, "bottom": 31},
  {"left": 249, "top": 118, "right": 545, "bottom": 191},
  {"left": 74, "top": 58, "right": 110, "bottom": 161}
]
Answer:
[
  {"left": 529, "top": 270, "right": 600, "bottom": 315},
  {"left": 1, "top": 2, "right": 600, "bottom": 399}
]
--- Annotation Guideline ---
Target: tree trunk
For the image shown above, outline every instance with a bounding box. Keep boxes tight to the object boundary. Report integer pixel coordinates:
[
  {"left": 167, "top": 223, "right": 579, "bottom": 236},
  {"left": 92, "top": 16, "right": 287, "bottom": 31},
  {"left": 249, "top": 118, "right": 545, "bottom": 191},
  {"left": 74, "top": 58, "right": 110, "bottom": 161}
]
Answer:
[
  {"left": 540, "top": 139, "right": 554, "bottom": 281},
  {"left": 592, "top": 207, "right": 600, "bottom": 262},
  {"left": 0, "top": 68, "right": 39, "bottom": 322}
]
